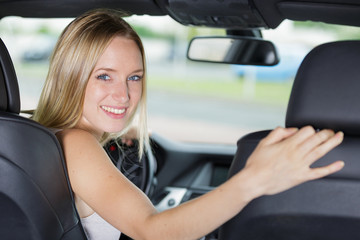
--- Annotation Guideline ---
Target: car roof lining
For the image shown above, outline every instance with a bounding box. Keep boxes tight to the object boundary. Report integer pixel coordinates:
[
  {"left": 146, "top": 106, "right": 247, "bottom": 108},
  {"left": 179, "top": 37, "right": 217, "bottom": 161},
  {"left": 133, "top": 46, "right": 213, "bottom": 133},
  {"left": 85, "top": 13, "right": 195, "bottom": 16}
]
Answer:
[
  {"left": 253, "top": 0, "right": 360, "bottom": 28},
  {"left": 278, "top": 2, "right": 360, "bottom": 27},
  {"left": 0, "top": 0, "right": 360, "bottom": 29},
  {"left": 0, "top": 0, "right": 166, "bottom": 19}
]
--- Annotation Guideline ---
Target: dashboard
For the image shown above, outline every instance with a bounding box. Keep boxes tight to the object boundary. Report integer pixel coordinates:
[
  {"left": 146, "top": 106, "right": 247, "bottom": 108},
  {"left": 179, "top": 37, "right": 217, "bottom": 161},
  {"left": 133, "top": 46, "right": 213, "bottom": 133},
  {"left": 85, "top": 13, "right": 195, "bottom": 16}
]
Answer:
[{"left": 105, "top": 133, "right": 236, "bottom": 240}]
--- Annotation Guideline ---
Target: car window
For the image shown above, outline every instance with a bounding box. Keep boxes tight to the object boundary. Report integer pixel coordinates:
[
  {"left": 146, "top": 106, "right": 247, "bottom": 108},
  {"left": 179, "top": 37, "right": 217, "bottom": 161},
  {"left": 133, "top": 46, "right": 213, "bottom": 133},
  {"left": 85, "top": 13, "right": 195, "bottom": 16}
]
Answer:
[{"left": 1, "top": 16, "right": 357, "bottom": 145}]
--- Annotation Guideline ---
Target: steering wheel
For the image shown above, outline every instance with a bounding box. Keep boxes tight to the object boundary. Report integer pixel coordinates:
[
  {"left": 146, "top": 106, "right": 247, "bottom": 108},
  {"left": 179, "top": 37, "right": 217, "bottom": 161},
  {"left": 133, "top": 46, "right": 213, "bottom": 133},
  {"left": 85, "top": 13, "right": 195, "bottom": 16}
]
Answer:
[{"left": 104, "top": 139, "right": 156, "bottom": 196}]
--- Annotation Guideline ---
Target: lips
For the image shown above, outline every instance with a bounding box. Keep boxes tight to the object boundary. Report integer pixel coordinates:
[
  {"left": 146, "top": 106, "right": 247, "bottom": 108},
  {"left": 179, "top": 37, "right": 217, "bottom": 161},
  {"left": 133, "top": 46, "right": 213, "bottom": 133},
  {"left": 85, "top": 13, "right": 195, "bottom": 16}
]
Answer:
[{"left": 101, "top": 106, "right": 126, "bottom": 115}]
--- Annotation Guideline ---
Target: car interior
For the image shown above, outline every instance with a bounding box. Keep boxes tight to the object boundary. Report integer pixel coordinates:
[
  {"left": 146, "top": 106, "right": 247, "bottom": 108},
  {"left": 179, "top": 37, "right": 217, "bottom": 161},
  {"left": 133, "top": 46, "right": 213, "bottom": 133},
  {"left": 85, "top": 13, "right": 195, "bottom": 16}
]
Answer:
[
  {"left": 1, "top": 0, "right": 360, "bottom": 240},
  {"left": 219, "top": 40, "right": 360, "bottom": 240},
  {"left": 0, "top": 38, "right": 86, "bottom": 239}
]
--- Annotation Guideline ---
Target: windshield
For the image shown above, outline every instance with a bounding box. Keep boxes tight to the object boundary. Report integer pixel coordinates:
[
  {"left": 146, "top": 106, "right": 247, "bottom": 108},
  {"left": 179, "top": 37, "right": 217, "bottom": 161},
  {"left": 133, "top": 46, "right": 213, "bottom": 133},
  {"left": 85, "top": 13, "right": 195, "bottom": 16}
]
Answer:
[{"left": 1, "top": 16, "right": 357, "bottom": 145}]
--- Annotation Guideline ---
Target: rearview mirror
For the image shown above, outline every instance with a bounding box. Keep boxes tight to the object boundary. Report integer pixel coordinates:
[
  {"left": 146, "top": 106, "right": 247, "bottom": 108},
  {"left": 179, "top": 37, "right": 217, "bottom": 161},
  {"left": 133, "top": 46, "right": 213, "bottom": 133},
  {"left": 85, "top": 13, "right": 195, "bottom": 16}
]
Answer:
[{"left": 187, "top": 36, "right": 279, "bottom": 66}]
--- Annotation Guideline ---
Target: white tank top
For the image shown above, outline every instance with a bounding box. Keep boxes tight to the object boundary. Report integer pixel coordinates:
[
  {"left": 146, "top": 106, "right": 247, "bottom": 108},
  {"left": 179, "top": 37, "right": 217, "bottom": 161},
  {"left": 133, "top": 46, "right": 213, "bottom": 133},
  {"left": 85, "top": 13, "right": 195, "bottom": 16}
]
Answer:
[{"left": 81, "top": 212, "right": 121, "bottom": 240}]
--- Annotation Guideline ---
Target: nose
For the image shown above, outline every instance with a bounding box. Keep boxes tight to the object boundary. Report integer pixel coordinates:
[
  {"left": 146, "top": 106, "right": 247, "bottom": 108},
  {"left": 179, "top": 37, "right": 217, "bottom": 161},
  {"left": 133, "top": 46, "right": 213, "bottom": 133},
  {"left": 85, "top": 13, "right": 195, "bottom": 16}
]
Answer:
[{"left": 112, "top": 80, "right": 129, "bottom": 103}]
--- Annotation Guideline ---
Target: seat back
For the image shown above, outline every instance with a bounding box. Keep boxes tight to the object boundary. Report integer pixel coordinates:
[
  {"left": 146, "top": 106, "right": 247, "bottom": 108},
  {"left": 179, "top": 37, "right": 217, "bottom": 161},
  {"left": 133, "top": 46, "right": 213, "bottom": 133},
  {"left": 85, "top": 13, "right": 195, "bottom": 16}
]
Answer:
[
  {"left": 219, "top": 41, "right": 360, "bottom": 240},
  {"left": 0, "top": 38, "right": 87, "bottom": 239}
]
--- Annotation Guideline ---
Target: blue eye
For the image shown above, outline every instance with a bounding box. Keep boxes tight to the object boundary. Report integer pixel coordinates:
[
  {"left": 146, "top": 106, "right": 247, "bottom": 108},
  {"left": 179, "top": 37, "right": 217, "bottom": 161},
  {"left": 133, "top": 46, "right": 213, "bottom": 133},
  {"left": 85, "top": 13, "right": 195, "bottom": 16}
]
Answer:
[
  {"left": 96, "top": 74, "right": 111, "bottom": 81},
  {"left": 128, "top": 75, "right": 143, "bottom": 81}
]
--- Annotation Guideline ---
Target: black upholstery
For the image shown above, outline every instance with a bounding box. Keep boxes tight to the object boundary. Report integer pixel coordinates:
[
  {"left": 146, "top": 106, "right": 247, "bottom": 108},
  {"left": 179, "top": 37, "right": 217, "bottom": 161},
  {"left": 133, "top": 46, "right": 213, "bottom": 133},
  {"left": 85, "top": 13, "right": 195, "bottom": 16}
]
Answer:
[
  {"left": 0, "top": 38, "right": 19, "bottom": 113},
  {"left": 286, "top": 41, "right": 360, "bottom": 135},
  {"left": 0, "top": 38, "right": 87, "bottom": 239},
  {"left": 219, "top": 41, "right": 360, "bottom": 240}
]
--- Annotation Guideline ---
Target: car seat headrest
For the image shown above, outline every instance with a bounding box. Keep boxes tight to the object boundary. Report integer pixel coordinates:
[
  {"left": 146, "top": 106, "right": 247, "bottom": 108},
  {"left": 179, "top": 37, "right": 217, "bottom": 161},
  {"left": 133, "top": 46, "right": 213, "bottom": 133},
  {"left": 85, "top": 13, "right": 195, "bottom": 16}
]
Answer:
[
  {"left": 286, "top": 40, "right": 360, "bottom": 136},
  {"left": 0, "top": 38, "right": 20, "bottom": 114}
]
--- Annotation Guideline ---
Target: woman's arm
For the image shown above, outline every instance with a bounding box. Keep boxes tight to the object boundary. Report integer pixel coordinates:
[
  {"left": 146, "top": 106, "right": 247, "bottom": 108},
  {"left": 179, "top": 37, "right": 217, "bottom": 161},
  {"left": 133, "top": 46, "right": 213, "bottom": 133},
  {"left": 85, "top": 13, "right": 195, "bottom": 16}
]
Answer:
[{"left": 58, "top": 126, "right": 343, "bottom": 240}]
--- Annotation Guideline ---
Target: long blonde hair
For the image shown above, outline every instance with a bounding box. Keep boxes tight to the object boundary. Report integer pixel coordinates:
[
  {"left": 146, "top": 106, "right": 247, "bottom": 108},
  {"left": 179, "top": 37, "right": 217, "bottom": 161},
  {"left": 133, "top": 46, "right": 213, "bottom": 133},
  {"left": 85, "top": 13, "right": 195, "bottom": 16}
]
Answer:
[{"left": 33, "top": 8, "right": 148, "bottom": 155}]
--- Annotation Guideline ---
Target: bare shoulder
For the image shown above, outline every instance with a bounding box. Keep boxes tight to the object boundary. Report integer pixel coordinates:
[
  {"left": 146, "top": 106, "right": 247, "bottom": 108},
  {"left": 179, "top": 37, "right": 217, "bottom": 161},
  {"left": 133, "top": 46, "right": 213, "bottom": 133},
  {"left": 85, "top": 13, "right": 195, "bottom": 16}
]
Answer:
[
  {"left": 56, "top": 129, "right": 117, "bottom": 193},
  {"left": 56, "top": 128, "right": 98, "bottom": 146},
  {"left": 56, "top": 128, "right": 108, "bottom": 168}
]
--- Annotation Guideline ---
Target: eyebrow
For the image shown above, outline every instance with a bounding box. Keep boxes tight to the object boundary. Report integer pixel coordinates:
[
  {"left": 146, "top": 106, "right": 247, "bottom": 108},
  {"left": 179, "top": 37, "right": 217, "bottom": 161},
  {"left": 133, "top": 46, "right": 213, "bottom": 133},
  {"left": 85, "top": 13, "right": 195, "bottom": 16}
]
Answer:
[
  {"left": 131, "top": 69, "right": 144, "bottom": 74},
  {"left": 94, "top": 67, "right": 116, "bottom": 72},
  {"left": 94, "top": 68, "right": 144, "bottom": 74}
]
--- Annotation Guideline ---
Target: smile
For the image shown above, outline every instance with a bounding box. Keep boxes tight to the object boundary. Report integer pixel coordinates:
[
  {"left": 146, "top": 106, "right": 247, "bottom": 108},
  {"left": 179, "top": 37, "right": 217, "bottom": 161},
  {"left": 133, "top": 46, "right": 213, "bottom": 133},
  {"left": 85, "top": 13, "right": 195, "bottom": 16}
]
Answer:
[{"left": 101, "top": 106, "right": 126, "bottom": 114}]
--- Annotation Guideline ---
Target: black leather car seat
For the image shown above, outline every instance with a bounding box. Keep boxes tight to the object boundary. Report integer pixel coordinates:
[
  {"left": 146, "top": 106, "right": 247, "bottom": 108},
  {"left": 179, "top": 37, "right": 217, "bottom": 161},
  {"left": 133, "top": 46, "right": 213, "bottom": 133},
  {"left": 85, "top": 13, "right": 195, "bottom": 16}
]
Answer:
[
  {"left": 219, "top": 40, "right": 360, "bottom": 240},
  {"left": 0, "top": 38, "right": 87, "bottom": 239}
]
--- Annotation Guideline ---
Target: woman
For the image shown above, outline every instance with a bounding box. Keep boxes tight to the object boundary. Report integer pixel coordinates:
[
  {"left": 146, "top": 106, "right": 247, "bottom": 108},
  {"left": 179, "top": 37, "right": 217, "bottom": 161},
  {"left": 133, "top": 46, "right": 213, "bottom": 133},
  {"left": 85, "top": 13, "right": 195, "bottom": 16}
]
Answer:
[{"left": 33, "top": 8, "right": 344, "bottom": 240}]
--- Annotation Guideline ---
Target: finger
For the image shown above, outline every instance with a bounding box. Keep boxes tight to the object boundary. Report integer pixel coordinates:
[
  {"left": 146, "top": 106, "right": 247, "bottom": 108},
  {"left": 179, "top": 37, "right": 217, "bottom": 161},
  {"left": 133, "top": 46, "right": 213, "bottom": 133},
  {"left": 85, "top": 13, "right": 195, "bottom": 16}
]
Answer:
[
  {"left": 307, "top": 160, "right": 345, "bottom": 181},
  {"left": 284, "top": 125, "right": 318, "bottom": 146},
  {"left": 121, "top": 138, "right": 133, "bottom": 146},
  {"left": 299, "top": 129, "right": 335, "bottom": 153},
  {"left": 305, "top": 131, "right": 344, "bottom": 164},
  {"left": 126, "top": 139, "right": 134, "bottom": 146},
  {"left": 260, "top": 127, "right": 298, "bottom": 146}
]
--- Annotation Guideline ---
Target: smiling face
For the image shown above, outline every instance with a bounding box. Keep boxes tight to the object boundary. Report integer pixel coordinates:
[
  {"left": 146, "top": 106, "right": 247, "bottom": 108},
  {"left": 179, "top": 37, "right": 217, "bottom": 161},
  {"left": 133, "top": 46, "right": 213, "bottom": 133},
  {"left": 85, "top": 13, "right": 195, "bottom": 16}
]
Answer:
[{"left": 77, "top": 36, "right": 144, "bottom": 138}]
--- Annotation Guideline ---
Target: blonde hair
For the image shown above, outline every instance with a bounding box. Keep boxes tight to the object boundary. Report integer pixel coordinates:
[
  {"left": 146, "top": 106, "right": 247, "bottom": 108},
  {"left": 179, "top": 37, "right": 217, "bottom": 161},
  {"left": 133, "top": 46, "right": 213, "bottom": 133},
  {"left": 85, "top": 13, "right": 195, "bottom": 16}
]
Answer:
[{"left": 33, "top": 8, "right": 148, "bottom": 156}]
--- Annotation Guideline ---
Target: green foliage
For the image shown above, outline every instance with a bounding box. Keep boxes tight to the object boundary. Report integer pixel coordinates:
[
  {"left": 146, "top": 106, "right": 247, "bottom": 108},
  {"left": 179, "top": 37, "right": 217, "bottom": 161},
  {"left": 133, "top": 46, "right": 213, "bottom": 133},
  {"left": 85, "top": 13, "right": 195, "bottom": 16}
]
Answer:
[
  {"left": 37, "top": 24, "right": 52, "bottom": 35},
  {"left": 132, "top": 25, "right": 175, "bottom": 40},
  {"left": 148, "top": 73, "right": 292, "bottom": 106},
  {"left": 132, "top": 23, "right": 225, "bottom": 42},
  {"left": 294, "top": 21, "right": 360, "bottom": 40}
]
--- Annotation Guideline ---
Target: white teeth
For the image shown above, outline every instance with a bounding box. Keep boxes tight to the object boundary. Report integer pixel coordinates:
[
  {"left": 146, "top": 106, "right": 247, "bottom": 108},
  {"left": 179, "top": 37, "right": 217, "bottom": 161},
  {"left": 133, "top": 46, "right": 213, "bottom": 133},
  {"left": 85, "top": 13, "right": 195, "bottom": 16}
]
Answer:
[{"left": 101, "top": 106, "right": 125, "bottom": 114}]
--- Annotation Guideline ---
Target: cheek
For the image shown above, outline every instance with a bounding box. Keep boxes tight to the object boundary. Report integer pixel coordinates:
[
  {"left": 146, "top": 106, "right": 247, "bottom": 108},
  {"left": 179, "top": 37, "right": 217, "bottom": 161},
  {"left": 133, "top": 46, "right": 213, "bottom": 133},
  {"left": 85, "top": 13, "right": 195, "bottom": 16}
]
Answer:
[
  {"left": 83, "top": 84, "right": 105, "bottom": 114},
  {"left": 130, "top": 83, "right": 143, "bottom": 103}
]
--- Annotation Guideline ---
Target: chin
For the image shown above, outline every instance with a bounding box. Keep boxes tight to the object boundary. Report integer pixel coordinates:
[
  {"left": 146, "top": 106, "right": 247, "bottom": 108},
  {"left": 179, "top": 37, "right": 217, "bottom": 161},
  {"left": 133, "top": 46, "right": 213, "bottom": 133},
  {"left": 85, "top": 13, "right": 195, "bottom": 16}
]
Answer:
[{"left": 102, "top": 125, "right": 127, "bottom": 134}]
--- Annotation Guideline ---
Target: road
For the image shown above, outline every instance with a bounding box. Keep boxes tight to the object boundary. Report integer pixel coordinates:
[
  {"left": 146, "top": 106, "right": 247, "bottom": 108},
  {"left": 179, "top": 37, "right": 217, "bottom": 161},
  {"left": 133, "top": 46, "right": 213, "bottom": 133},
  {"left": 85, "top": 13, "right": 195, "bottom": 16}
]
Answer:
[
  {"left": 147, "top": 89, "right": 286, "bottom": 145},
  {"left": 17, "top": 63, "right": 287, "bottom": 145},
  {"left": 18, "top": 79, "right": 286, "bottom": 146}
]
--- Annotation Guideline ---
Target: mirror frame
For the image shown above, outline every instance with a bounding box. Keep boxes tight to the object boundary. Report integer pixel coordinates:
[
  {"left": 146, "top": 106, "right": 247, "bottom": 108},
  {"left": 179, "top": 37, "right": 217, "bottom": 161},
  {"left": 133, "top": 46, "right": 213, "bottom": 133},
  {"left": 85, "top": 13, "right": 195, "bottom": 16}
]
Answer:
[{"left": 187, "top": 36, "right": 279, "bottom": 66}]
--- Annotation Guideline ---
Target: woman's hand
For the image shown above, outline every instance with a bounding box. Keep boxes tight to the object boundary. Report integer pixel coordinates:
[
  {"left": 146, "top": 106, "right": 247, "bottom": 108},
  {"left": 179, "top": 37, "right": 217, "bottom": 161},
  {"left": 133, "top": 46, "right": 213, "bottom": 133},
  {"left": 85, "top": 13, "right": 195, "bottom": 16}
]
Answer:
[
  {"left": 120, "top": 127, "right": 152, "bottom": 146},
  {"left": 120, "top": 127, "right": 138, "bottom": 146},
  {"left": 243, "top": 126, "right": 344, "bottom": 196}
]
